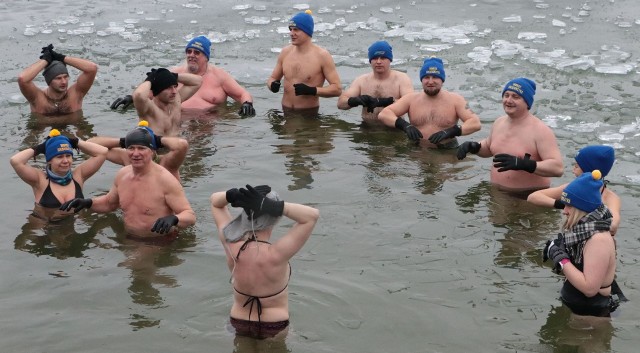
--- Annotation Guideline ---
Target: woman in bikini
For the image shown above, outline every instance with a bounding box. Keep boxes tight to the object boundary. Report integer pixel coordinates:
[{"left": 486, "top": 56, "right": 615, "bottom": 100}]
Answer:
[
  {"left": 210, "top": 184, "right": 319, "bottom": 339},
  {"left": 10, "top": 129, "right": 108, "bottom": 221},
  {"left": 542, "top": 170, "right": 618, "bottom": 317}
]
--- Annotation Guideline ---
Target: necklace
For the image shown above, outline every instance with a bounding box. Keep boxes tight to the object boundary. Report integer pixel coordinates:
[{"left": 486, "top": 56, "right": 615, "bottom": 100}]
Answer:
[{"left": 45, "top": 90, "right": 67, "bottom": 108}]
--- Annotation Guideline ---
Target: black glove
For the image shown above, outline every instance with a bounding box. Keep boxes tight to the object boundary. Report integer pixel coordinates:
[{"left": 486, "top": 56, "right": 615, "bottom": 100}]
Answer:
[
  {"left": 151, "top": 215, "right": 179, "bottom": 234},
  {"left": 235, "top": 184, "right": 284, "bottom": 218},
  {"left": 348, "top": 95, "right": 376, "bottom": 112},
  {"left": 154, "top": 135, "right": 164, "bottom": 149},
  {"left": 270, "top": 81, "right": 281, "bottom": 93},
  {"left": 119, "top": 137, "right": 126, "bottom": 148},
  {"left": 50, "top": 49, "right": 66, "bottom": 63},
  {"left": 238, "top": 101, "right": 255, "bottom": 116},
  {"left": 553, "top": 199, "right": 565, "bottom": 210},
  {"left": 542, "top": 236, "right": 570, "bottom": 273},
  {"left": 428, "top": 125, "right": 462, "bottom": 144},
  {"left": 394, "top": 117, "right": 423, "bottom": 142},
  {"left": 32, "top": 142, "right": 46, "bottom": 156},
  {"left": 493, "top": 153, "right": 537, "bottom": 173},
  {"left": 110, "top": 95, "right": 134, "bottom": 110},
  {"left": 59, "top": 198, "right": 93, "bottom": 213},
  {"left": 68, "top": 137, "right": 79, "bottom": 149},
  {"left": 294, "top": 83, "right": 317, "bottom": 96},
  {"left": 226, "top": 188, "right": 242, "bottom": 204},
  {"left": 456, "top": 141, "right": 480, "bottom": 160},
  {"left": 39, "top": 44, "right": 54, "bottom": 64},
  {"left": 376, "top": 97, "right": 394, "bottom": 108}
]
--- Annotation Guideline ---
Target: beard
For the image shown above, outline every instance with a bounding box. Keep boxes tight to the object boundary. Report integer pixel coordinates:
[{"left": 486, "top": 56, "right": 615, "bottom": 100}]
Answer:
[
  {"left": 423, "top": 87, "right": 441, "bottom": 97},
  {"left": 187, "top": 62, "right": 200, "bottom": 74}
]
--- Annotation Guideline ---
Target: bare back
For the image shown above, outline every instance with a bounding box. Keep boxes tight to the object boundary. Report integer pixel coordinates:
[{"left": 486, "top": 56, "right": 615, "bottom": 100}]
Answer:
[{"left": 227, "top": 239, "right": 290, "bottom": 322}]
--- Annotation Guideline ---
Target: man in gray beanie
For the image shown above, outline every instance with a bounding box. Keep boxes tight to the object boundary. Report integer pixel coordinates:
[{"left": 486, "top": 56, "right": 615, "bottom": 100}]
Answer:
[{"left": 18, "top": 44, "right": 98, "bottom": 116}]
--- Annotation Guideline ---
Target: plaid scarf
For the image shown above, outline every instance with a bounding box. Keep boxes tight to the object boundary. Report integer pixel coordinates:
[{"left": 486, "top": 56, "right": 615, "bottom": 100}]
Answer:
[{"left": 562, "top": 204, "right": 612, "bottom": 265}]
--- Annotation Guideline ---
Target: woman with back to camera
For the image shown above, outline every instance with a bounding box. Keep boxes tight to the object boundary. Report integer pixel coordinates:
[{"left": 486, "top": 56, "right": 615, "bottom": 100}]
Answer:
[{"left": 210, "top": 184, "right": 319, "bottom": 340}]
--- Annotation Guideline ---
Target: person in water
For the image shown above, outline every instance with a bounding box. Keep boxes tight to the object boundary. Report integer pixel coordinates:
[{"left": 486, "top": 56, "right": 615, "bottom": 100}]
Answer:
[
  {"left": 210, "top": 184, "right": 319, "bottom": 339},
  {"left": 542, "top": 170, "right": 619, "bottom": 317},
  {"left": 10, "top": 129, "right": 108, "bottom": 221}
]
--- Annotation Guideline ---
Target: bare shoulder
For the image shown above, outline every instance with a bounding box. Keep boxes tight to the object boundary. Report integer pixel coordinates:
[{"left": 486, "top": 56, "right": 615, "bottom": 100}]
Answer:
[
  {"left": 279, "top": 45, "right": 295, "bottom": 57},
  {"left": 155, "top": 163, "right": 182, "bottom": 186},
  {"left": 210, "top": 66, "right": 232, "bottom": 79},
  {"left": 171, "top": 65, "right": 188, "bottom": 74},
  {"left": 392, "top": 70, "right": 411, "bottom": 80}
]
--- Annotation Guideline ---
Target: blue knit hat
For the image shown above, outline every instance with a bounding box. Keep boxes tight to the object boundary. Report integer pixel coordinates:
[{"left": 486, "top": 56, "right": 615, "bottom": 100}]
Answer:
[
  {"left": 502, "top": 77, "right": 536, "bottom": 110},
  {"left": 561, "top": 170, "right": 604, "bottom": 213},
  {"left": 185, "top": 35, "right": 211, "bottom": 60},
  {"left": 419, "top": 57, "right": 445, "bottom": 82},
  {"left": 368, "top": 41, "right": 393, "bottom": 62},
  {"left": 289, "top": 11, "right": 314, "bottom": 37},
  {"left": 574, "top": 145, "right": 615, "bottom": 178},
  {"left": 45, "top": 129, "right": 74, "bottom": 162}
]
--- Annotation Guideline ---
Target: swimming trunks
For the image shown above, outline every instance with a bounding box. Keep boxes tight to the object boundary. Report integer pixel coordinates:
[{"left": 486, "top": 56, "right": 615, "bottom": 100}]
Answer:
[
  {"left": 38, "top": 179, "right": 84, "bottom": 208},
  {"left": 229, "top": 317, "right": 289, "bottom": 339},
  {"left": 232, "top": 237, "right": 292, "bottom": 335}
]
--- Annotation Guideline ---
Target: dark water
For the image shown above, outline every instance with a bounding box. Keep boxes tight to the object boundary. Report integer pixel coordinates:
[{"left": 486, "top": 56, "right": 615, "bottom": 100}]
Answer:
[{"left": 1, "top": 1, "right": 640, "bottom": 352}]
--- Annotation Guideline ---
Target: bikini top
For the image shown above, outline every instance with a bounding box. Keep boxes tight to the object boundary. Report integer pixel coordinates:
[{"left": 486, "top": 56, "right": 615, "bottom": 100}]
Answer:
[
  {"left": 38, "top": 179, "right": 84, "bottom": 209},
  {"left": 233, "top": 237, "right": 292, "bottom": 323}
]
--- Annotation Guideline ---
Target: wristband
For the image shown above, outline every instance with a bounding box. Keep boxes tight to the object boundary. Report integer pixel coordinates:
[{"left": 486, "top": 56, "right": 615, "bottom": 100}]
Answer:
[{"left": 559, "top": 258, "right": 570, "bottom": 269}]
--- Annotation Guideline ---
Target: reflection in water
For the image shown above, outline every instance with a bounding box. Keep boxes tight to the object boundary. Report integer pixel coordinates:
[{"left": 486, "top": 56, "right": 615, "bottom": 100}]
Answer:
[
  {"left": 455, "top": 181, "right": 560, "bottom": 268},
  {"left": 539, "top": 304, "right": 614, "bottom": 353},
  {"left": 179, "top": 109, "right": 221, "bottom": 183},
  {"left": 268, "top": 108, "right": 348, "bottom": 191},
  {"left": 230, "top": 326, "right": 291, "bottom": 353},
  {"left": 115, "top": 229, "right": 197, "bottom": 331},
  {"left": 22, "top": 111, "right": 96, "bottom": 148},
  {"left": 14, "top": 212, "right": 119, "bottom": 259},
  {"left": 408, "top": 147, "right": 469, "bottom": 195}
]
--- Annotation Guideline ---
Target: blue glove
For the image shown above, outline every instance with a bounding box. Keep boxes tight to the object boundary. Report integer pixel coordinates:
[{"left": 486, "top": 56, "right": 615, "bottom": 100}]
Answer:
[{"left": 151, "top": 215, "right": 179, "bottom": 234}]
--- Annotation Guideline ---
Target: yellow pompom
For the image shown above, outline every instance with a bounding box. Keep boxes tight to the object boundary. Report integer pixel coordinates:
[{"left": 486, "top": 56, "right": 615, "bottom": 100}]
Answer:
[
  {"left": 49, "top": 129, "right": 61, "bottom": 137},
  {"left": 138, "top": 120, "right": 149, "bottom": 127},
  {"left": 591, "top": 170, "right": 602, "bottom": 180},
  {"left": 305, "top": 9, "right": 312, "bottom": 14}
]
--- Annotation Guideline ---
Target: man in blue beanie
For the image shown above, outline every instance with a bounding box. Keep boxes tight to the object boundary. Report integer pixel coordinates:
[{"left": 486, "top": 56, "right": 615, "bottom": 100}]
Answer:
[
  {"left": 457, "top": 77, "right": 563, "bottom": 191},
  {"left": 111, "top": 35, "right": 255, "bottom": 116},
  {"left": 528, "top": 145, "right": 621, "bottom": 235},
  {"left": 378, "top": 57, "right": 481, "bottom": 148},
  {"left": 267, "top": 10, "right": 342, "bottom": 111},
  {"left": 337, "top": 40, "right": 413, "bottom": 124},
  {"left": 18, "top": 43, "right": 98, "bottom": 116}
]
